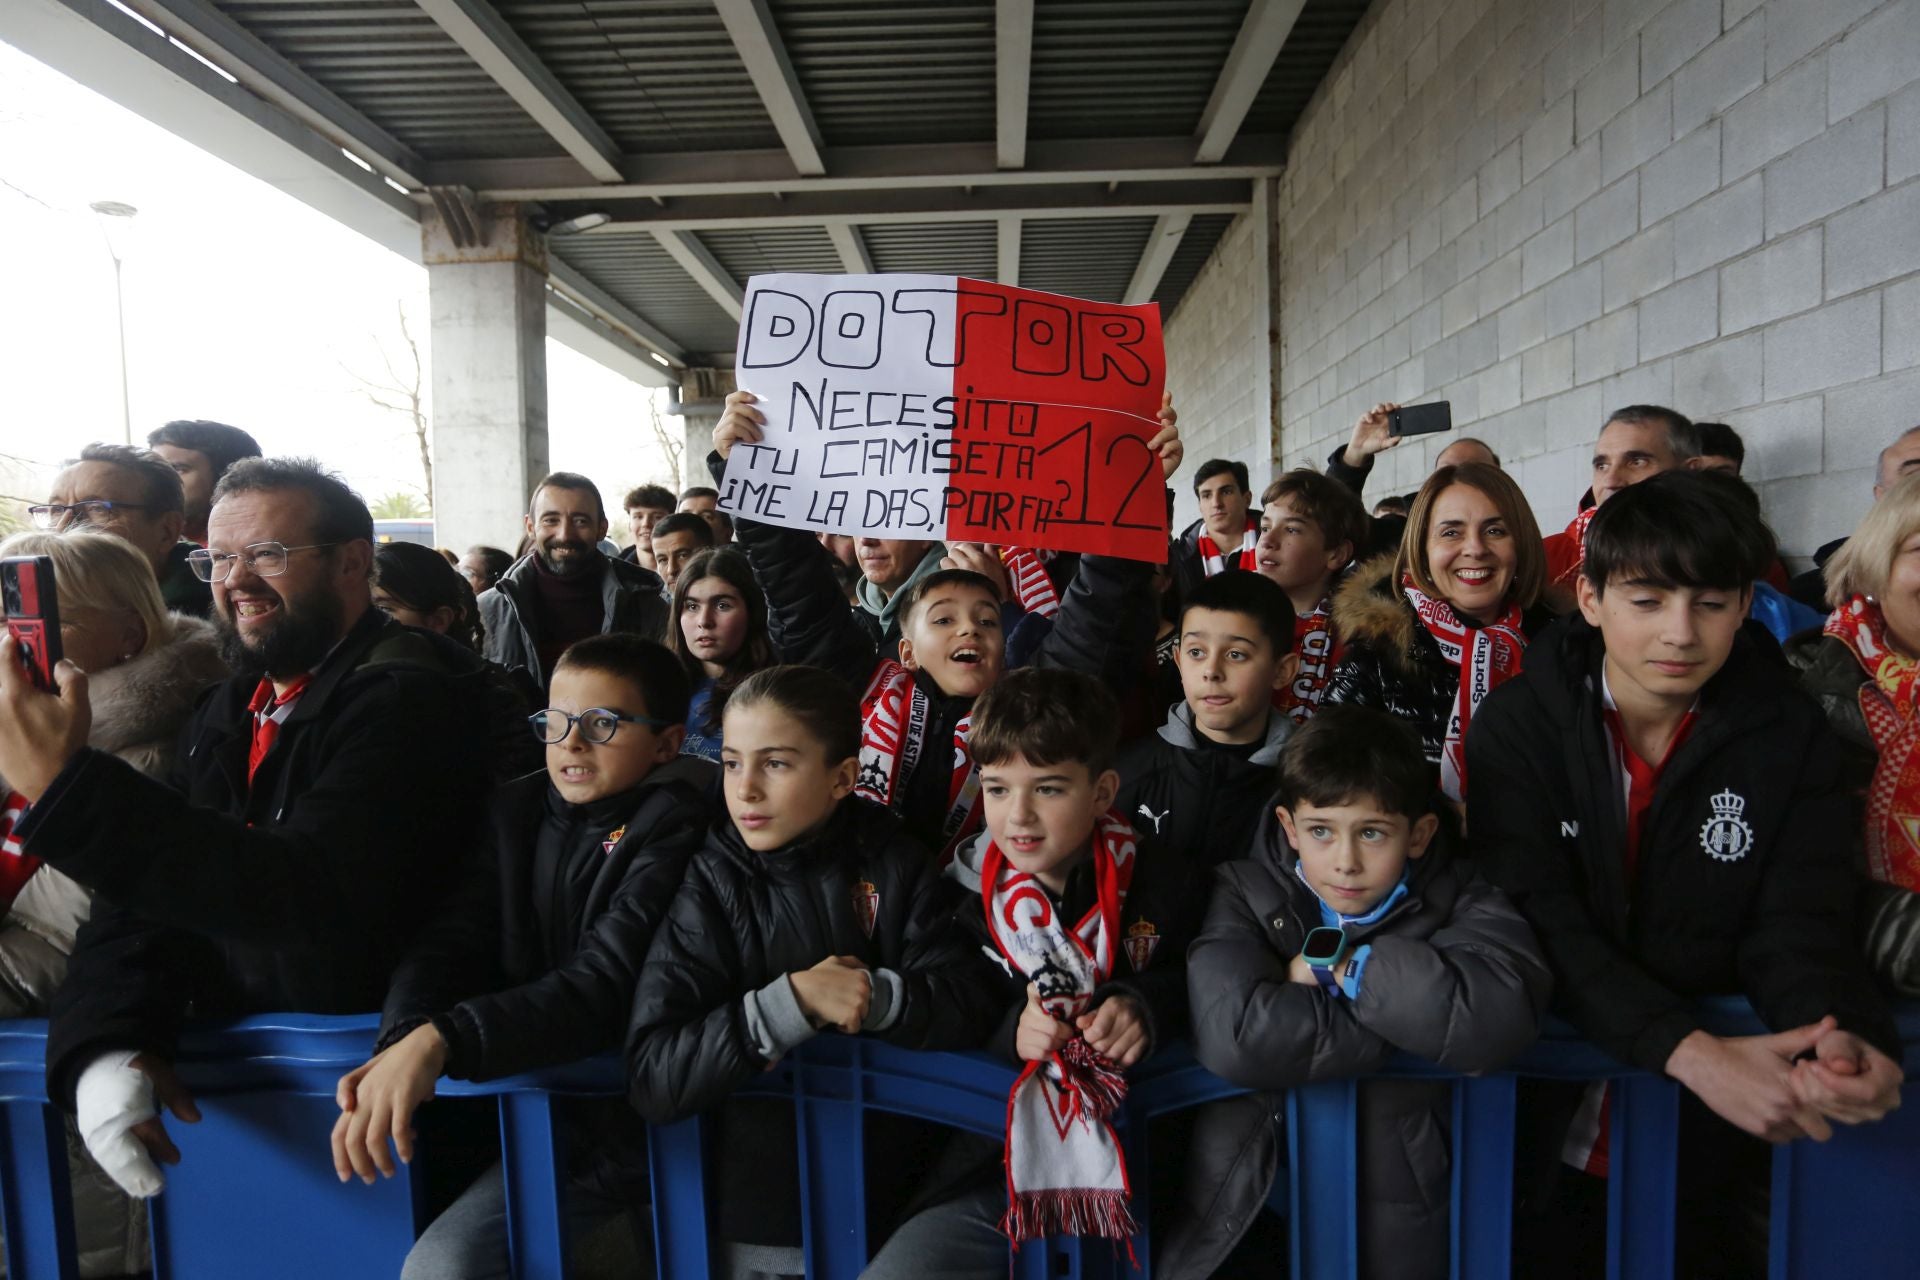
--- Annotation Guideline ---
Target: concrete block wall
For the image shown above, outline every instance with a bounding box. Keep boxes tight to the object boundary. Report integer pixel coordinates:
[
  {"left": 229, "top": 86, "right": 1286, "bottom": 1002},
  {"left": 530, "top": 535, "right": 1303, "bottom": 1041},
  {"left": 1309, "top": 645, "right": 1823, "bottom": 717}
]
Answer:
[
  {"left": 1245, "top": 0, "right": 1920, "bottom": 560},
  {"left": 1163, "top": 181, "right": 1277, "bottom": 534}
]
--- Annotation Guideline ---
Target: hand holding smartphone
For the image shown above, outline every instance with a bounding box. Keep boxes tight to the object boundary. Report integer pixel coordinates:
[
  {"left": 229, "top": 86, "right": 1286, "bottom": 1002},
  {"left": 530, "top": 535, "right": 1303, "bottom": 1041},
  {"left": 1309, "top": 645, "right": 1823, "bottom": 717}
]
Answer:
[
  {"left": 1, "top": 556, "right": 62, "bottom": 692},
  {"left": 1388, "top": 401, "right": 1454, "bottom": 438}
]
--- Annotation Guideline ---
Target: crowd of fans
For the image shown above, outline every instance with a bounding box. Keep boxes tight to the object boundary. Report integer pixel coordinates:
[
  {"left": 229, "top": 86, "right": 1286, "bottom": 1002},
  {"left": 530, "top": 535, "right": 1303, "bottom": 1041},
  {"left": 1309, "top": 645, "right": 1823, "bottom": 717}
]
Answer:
[{"left": 0, "top": 395, "right": 1910, "bottom": 1280}]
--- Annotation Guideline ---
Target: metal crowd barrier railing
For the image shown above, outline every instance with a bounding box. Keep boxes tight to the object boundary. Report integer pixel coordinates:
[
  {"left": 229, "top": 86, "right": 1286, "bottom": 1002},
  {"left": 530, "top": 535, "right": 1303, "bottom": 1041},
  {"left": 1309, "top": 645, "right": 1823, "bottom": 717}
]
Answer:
[{"left": 2, "top": 999, "right": 1916, "bottom": 1279}]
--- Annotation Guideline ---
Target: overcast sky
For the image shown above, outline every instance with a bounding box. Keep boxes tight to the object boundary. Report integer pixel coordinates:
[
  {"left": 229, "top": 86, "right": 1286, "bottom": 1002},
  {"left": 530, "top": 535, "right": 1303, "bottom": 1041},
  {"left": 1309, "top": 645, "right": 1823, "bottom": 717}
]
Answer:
[{"left": 0, "top": 39, "right": 676, "bottom": 541}]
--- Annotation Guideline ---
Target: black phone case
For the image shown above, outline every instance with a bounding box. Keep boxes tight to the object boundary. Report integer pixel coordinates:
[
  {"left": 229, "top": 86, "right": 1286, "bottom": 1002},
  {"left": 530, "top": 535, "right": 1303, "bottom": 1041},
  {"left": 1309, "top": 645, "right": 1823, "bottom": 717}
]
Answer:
[
  {"left": 1390, "top": 401, "right": 1454, "bottom": 438},
  {"left": 1, "top": 556, "right": 62, "bottom": 692}
]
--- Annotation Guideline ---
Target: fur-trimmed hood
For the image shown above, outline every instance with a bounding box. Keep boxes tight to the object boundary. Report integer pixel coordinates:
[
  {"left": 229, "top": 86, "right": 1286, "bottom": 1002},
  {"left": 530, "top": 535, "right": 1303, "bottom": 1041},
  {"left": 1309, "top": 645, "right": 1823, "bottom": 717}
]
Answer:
[
  {"left": 1331, "top": 553, "right": 1418, "bottom": 668},
  {"left": 84, "top": 613, "right": 229, "bottom": 776}
]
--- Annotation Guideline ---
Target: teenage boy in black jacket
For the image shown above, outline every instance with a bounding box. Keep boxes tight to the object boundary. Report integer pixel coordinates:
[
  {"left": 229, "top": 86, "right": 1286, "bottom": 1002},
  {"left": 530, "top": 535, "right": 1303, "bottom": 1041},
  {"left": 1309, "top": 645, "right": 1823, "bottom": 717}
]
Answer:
[
  {"left": 332, "top": 634, "right": 715, "bottom": 1280},
  {"left": 1467, "top": 471, "right": 1905, "bottom": 1279},
  {"left": 1116, "top": 572, "right": 1299, "bottom": 867}
]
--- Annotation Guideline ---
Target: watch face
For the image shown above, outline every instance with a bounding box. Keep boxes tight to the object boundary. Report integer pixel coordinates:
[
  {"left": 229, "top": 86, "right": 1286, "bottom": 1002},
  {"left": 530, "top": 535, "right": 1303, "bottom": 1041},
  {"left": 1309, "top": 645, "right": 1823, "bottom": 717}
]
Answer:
[{"left": 1301, "top": 926, "right": 1346, "bottom": 966}]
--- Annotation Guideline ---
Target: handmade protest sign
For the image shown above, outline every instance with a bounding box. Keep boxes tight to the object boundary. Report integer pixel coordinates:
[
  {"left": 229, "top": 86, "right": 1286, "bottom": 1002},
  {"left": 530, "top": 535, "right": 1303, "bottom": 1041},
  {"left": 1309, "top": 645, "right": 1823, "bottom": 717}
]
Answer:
[{"left": 719, "top": 273, "right": 1168, "bottom": 561}]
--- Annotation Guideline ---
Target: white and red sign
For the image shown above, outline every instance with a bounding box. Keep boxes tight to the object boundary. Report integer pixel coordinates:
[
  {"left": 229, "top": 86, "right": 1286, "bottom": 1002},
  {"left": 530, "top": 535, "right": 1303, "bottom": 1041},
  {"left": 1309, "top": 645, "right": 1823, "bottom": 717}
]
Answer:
[{"left": 721, "top": 273, "right": 1168, "bottom": 561}]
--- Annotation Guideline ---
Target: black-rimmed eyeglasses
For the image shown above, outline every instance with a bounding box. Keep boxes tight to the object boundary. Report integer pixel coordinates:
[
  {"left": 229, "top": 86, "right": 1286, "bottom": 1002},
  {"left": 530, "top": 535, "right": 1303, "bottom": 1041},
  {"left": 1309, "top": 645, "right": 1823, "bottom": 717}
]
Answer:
[
  {"left": 528, "top": 707, "right": 672, "bottom": 745},
  {"left": 28, "top": 500, "right": 155, "bottom": 530}
]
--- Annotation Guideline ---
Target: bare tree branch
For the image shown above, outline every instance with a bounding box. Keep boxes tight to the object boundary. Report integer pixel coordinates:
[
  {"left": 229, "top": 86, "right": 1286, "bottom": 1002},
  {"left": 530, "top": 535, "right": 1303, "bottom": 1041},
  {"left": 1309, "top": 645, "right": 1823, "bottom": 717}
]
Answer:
[{"left": 340, "top": 299, "right": 433, "bottom": 509}]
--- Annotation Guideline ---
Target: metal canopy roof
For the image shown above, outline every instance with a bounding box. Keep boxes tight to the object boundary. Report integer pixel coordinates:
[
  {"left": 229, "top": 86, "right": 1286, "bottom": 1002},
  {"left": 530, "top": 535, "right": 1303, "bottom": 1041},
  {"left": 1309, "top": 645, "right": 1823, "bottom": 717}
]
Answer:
[{"left": 58, "top": 0, "right": 1374, "bottom": 371}]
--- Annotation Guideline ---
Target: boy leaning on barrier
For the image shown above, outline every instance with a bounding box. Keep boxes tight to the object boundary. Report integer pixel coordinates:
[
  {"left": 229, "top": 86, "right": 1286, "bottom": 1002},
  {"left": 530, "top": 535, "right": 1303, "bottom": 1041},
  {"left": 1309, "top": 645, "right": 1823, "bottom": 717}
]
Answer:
[
  {"left": 1467, "top": 471, "right": 1905, "bottom": 1280},
  {"left": 1175, "top": 705, "right": 1550, "bottom": 1280}
]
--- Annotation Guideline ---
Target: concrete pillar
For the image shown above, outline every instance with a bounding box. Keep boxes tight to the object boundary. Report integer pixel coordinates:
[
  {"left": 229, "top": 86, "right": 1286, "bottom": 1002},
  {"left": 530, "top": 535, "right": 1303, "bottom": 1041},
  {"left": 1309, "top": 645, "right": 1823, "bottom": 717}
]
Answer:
[{"left": 424, "top": 201, "right": 549, "bottom": 553}]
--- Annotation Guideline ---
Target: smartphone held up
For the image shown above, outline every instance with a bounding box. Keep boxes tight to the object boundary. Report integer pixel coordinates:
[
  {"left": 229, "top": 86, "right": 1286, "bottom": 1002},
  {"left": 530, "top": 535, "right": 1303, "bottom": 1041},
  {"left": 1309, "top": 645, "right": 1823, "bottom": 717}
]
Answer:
[{"left": 1, "top": 556, "right": 63, "bottom": 692}]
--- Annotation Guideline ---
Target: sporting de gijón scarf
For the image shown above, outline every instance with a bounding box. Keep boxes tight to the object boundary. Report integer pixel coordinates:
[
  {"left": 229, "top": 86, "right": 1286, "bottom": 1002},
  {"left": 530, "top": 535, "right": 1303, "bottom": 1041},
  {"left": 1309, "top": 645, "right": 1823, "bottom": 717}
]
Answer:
[
  {"left": 723, "top": 273, "right": 1168, "bottom": 562},
  {"left": 1402, "top": 578, "right": 1527, "bottom": 803},
  {"left": 981, "top": 812, "right": 1140, "bottom": 1252}
]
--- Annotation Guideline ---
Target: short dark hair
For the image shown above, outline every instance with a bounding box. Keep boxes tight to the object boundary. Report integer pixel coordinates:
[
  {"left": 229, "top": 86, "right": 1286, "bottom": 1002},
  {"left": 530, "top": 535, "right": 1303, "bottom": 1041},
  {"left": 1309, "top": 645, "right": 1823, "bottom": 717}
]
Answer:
[
  {"left": 895, "top": 567, "right": 1000, "bottom": 630},
  {"left": 727, "top": 664, "right": 860, "bottom": 763},
  {"left": 147, "top": 420, "right": 263, "bottom": 479},
  {"left": 1259, "top": 468, "right": 1368, "bottom": 565},
  {"left": 1582, "top": 469, "right": 1776, "bottom": 593},
  {"left": 73, "top": 443, "right": 185, "bottom": 516},
  {"left": 970, "top": 668, "right": 1120, "bottom": 776},
  {"left": 1605, "top": 404, "right": 1700, "bottom": 459},
  {"left": 652, "top": 512, "right": 715, "bottom": 546},
  {"left": 624, "top": 483, "right": 676, "bottom": 513},
  {"left": 1276, "top": 705, "right": 1431, "bottom": 819},
  {"left": 1694, "top": 422, "right": 1745, "bottom": 465},
  {"left": 679, "top": 486, "right": 720, "bottom": 503},
  {"left": 555, "top": 633, "right": 692, "bottom": 726},
  {"left": 373, "top": 542, "right": 483, "bottom": 652},
  {"left": 1180, "top": 570, "right": 1296, "bottom": 651},
  {"left": 1193, "top": 458, "right": 1250, "bottom": 495},
  {"left": 531, "top": 472, "right": 605, "bottom": 519},
  {"left": 212, "top": 457, "right": 374, "bottom": 545},
  {"left": 463, "top": 545, "right": 513, "bottom": 591}
]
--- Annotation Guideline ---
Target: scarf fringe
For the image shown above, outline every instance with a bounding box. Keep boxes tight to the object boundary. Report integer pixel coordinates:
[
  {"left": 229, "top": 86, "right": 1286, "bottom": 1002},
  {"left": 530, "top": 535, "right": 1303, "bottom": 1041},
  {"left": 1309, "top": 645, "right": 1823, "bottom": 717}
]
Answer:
[
  {"left": 1001, "top": 1188, "right": 1140, "bottom": 1251},
  {"left": 1059, "top": 1038, "right": 1127, "bottom": 1120}
]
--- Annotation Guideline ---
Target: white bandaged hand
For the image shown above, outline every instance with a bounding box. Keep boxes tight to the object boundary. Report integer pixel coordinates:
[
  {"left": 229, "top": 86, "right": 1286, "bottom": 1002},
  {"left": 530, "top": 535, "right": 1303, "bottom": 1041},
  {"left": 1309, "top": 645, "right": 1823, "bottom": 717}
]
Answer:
[{"left": 75, "top": 1051, "right": 166, "bottom": 1197}]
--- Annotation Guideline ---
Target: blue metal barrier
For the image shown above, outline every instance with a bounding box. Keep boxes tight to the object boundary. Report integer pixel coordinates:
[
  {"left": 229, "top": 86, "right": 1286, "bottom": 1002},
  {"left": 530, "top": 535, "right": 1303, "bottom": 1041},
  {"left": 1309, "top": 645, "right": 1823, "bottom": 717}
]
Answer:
[{"left": 2, "top": 1002, "right": 1917, "bottom": 1280}]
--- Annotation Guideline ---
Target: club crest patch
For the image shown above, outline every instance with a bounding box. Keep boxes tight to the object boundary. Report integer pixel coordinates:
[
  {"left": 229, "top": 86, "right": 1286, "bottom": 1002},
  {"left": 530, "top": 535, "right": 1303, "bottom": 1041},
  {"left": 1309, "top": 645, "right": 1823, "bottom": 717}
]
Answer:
[
  {"left": 1700, "top": 789, "right": 1753, "bottom": 863},
  {"left": 602, "top": 826, "right": 625, "bottom": 856},
  {"left": 853, "top": 879, "right": 879, "bottom": 937},
  {"left": 1123, "top": 919, "right": 1160, "bottom": 971}
]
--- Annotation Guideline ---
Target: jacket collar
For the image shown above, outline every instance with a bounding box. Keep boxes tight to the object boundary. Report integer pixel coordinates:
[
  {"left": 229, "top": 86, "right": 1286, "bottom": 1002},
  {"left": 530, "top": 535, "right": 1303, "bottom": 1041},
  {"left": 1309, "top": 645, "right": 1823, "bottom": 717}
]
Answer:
[
  {"left": 1156, "top": 699, "right": 1292, "bottom": 765},
  {"left": 855, "top": 543, "right": 947, "bottom": 631}
]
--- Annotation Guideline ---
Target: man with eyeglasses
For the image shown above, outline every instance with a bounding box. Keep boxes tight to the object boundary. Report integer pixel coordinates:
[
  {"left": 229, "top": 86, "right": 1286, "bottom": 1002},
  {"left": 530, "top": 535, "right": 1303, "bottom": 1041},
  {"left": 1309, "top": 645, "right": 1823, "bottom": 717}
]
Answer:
[
  {"left": 0, "top": 457, "right": 488, "bottom": 1200},
  {"left": 478, "top": 472, "right": 667, "bottom": 698},
  {"left": 34, "top": 443, "right": 212, "bottom": 618}
]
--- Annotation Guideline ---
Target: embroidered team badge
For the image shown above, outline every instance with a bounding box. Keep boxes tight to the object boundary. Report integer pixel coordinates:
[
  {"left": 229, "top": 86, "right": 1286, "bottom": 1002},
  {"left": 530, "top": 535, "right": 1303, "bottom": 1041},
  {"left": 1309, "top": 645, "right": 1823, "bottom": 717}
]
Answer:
[
  {"left": 1700, "top": 789, "right": 1754, "bottom": 863},
  {"left": 852, "top": 879, "right": 879, "bottom": 937},
  {"left": 602, "top": 826, "right": 625, "bottom": 856},
  {"left": 1123, "top": 919, "right": 1161, "bottom": 972}
]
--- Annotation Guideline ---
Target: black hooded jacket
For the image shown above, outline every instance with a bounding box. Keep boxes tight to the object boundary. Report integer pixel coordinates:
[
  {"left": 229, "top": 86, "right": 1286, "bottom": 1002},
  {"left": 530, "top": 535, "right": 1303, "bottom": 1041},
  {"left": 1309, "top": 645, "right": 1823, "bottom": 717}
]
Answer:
[
  {"left": 33, "top": 609, "right": 489, "bottom": 1109},
  {"left": 625, "top": 797, "right": 1003, "bottom": 1244},
  {"left": 1466, "top": 615, "right": 1901, "bottom": 1073},
  {"left": 1114, "top": 702, "right": 1291, "bottom": 871}
]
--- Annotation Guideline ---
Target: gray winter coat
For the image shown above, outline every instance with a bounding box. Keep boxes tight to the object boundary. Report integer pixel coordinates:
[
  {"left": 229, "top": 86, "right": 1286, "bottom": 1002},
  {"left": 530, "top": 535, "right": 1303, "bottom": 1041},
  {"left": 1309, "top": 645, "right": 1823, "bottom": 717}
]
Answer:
[
  {"left": 477, "top": 552, "right": 667, "bottom": 694},
  {"left": 1168, "top": 812, "right": 1550, "bottom": 1280}
]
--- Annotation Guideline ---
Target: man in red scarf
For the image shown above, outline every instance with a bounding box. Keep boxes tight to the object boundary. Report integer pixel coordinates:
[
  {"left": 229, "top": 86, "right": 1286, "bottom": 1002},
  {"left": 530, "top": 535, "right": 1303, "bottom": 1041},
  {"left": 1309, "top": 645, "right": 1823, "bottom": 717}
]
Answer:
[
  {"left": 1542, "top": 406, "right": 1701, "bottom": 605},
  {"left": 1172, "top": 459, "right": 1257, "bottom": 597}
]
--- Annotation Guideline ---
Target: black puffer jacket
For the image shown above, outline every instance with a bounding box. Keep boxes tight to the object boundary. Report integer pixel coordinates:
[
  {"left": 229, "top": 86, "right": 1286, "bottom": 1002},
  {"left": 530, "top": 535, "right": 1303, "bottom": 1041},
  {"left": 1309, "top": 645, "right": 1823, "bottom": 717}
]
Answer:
[
  {"left": 34, "top": 609, "right": 489, "bottom": 1109},
  {"left": 378, "top": 759, "right": 716, "bottom": 1076},
  {"left": 1784, "top": 628, "right": 1920, "bottom": 996},
  {"left": 1170, "top": 812, "right": 1550, "bottom": 1280},
  {"left": 1324, "top": 555, "right": 1553, "bottom": 767},
  {"left": 1468, "top": 615, "right": 1902, "bottom": 1073},
  {"left": 1114, "top": 702, "right": 1290, "bottom": 870},
  {"left": 625, "top": 797, "right": 1003, "bottom": 1244}
]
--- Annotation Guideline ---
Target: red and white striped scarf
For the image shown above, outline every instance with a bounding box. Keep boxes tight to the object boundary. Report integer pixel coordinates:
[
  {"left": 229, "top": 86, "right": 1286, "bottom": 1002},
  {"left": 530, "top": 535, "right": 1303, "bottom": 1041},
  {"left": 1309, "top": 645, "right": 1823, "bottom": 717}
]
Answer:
[
  {"left": 1000, "top": 547, "right": 1060, "bottom": 618},
  {"left": 1402, "top": 578, "right": 1528, "bottom": 802},
  {"left": 1554, "top": 505, "right": 1600, "bottom": 583},
  {"left": 0, "top": 790, "right": 41, "bottom": 908},
  {"left": 1825, "top": 595, "right": 1920, "bottom": 890},
  {"left": 856, "top": 660, "right": 982, "bottom": 860},
  {"left": 1200, "top": 518, "right": 1259, "bottom": 576},
  {"left": 982, "top": 811, "right": 1139, "bottom": 1251},
  {"left": 1274, "top": 596, "right": 1338, "bottom": 724}
]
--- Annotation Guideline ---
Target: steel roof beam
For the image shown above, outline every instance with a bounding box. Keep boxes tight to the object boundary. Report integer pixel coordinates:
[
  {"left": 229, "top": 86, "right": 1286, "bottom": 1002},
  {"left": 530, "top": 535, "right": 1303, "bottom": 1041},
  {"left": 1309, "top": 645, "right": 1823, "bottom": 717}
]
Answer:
[
  {"left": 997, "top": 215, "right": 1021, "bottom": 286},
  {"left": 449, "top": 136, "right": 1284, "bottom": 199},
  {"left": 546, "top": 294, "right": 678, "bottom": 389},
  {"left": 546, "top": 260, "right": 689, "bottom": 367},
  {"left": 827, "top": 224, "right": 874, "bottom": 274},
  {"left": 713, "top": 0, "right": 827, "bottom": 177},
  {"left": 996, "top": 0, "right": 1033, "bottom": 170},
  {"left": 122, "top": 0, "right": 427, "bottom": 189},
  {"left": 651, "top": 230, "right": 746, "bottom": 321},
  {"left": 412, "top": 0, "right": 624, "bottom": 182},
  {"left": 1194, "top": 0, "right": 1306, "bottom": 164},
  {"left": 1124, "top": 212, "right": 1193, "bottom": 305}
]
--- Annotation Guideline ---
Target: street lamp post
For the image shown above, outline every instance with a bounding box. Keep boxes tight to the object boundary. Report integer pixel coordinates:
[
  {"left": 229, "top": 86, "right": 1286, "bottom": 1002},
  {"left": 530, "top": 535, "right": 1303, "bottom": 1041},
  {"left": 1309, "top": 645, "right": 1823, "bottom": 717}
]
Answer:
[{"left": 89, "top": 200, "right": 138, "bottom": 446}]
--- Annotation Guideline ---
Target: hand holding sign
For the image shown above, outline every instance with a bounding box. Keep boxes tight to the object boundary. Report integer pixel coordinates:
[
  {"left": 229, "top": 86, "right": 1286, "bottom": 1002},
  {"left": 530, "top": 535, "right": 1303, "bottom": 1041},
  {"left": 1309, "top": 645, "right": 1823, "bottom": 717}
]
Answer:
[{"left": 719, "top": 274, "right": 1175, "bottom": 561}]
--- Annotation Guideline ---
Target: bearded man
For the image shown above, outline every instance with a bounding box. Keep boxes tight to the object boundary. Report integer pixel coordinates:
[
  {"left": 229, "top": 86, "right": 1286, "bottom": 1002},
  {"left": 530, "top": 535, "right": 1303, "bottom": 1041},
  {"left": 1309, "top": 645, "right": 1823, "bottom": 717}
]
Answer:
[{"left": 0, "top": 457, "right": 485, "bottom": 1198}]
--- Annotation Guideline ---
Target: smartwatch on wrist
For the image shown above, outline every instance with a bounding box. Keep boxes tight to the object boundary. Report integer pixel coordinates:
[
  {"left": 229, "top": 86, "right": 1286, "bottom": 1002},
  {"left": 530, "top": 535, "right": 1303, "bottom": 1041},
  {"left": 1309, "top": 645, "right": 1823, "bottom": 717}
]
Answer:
[{"left": 1301, "top": 927, "right": 1349, "bottom": 994}]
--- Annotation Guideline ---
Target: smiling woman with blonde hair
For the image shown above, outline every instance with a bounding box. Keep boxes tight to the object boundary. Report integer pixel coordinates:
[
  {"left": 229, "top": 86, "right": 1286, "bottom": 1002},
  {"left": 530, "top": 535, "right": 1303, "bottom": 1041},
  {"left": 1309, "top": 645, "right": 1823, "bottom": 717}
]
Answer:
[{"left": 1787, "top": 470, "right": 1920, "bottom": 994}]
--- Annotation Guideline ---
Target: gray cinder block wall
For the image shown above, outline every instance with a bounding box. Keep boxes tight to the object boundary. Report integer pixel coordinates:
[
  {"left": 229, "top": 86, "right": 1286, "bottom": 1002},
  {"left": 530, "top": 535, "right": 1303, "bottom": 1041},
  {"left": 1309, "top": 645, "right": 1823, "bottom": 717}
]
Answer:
[{"left": 1163, "top": 0, "right": 1919, "bottom": 562}]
